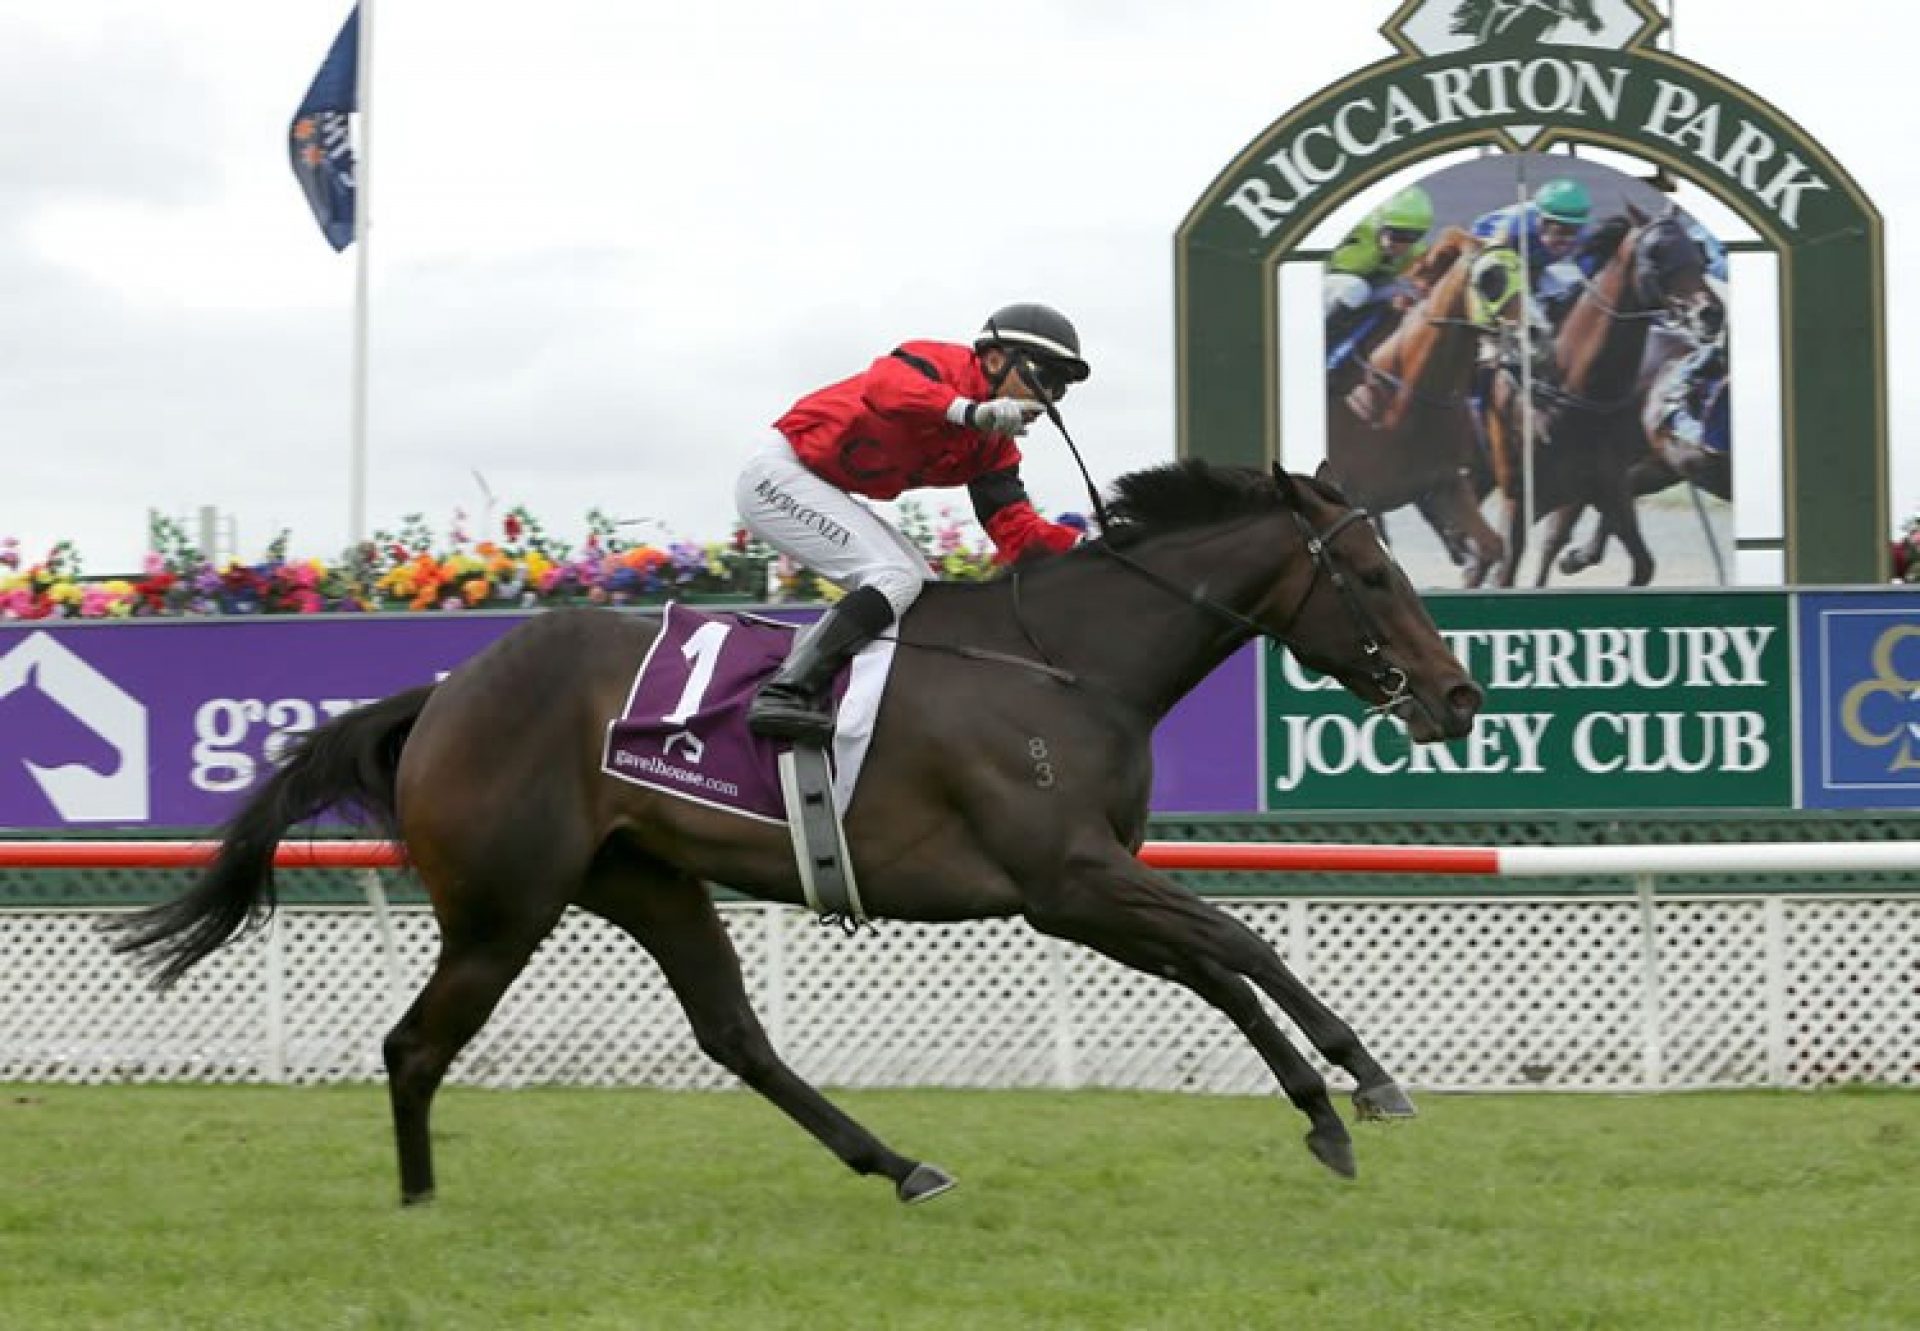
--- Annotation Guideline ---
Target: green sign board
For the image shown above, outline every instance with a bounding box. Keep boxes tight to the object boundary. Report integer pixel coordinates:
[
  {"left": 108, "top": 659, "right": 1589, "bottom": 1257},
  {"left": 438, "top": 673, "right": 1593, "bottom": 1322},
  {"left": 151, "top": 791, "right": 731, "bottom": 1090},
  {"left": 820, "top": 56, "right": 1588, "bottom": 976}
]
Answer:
[{"left": 1263, "top": 592, "right": 1794, "bottom": 810}]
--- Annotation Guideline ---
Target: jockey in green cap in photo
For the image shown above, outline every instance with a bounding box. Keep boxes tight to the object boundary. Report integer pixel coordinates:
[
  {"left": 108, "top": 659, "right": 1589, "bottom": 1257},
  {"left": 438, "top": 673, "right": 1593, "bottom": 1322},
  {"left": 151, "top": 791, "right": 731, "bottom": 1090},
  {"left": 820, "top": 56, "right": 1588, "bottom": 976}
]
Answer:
[
  {"left": 1470, "top": 176, "right": 1595, "bottom": 331},
  {"left": 1323, "top": 185, "right": 1435, "bottom": 371}
]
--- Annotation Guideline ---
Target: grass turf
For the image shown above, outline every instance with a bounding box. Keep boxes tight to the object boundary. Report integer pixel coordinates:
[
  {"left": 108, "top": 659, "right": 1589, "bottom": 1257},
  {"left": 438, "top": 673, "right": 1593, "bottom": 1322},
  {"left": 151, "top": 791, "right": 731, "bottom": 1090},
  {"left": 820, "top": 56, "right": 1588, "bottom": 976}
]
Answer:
[{"left": 0, "top": 1085, "right": 1915, "bottom": 1329}]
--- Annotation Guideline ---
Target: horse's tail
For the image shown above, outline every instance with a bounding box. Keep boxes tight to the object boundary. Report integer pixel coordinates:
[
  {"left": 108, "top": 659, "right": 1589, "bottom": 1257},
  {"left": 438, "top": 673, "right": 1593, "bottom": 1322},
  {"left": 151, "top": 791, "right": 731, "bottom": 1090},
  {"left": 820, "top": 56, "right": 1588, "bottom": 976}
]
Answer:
[{"left": 110, "top": 684, "right": 436, "bottom": 989}]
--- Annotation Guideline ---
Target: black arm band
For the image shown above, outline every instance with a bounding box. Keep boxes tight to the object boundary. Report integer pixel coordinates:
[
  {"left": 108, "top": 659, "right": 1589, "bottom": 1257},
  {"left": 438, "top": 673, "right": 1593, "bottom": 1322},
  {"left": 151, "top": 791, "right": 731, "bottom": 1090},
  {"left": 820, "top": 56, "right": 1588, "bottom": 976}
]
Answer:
[
  {"left": 968, "top": 468, "right": 1030, "bottom": 527},
  {"left": 890, "top": 348, "right": 941, "bottom": 381}
]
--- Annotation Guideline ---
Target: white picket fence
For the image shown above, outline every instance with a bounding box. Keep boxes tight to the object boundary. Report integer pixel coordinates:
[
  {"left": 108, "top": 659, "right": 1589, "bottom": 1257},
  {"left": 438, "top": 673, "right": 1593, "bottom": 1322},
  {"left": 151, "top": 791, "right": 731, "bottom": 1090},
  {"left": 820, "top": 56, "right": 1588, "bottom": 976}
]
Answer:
[{"left": 3, "top": 890, "right": 1914, "bottom": 1091}]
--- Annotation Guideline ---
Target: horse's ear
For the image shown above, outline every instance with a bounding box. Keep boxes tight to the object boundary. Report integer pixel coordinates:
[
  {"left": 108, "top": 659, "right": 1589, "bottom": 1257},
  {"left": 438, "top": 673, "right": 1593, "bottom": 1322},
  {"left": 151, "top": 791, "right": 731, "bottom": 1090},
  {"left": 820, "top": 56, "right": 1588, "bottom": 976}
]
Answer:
[
  {"left": 1627, "top": 201, "right": 1649, "bottom": 227},
  {"left": 1272, "top": 462, "right": 1303, "bottom": 510}
]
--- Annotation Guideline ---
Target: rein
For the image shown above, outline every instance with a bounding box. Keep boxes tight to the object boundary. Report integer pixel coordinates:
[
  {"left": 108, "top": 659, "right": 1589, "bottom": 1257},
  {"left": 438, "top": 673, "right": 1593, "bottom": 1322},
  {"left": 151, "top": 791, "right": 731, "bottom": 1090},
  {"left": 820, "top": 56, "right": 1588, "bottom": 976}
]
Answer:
[
  {"left": 1355, "top": 258, "right": 1505, "bottom": 418},
  {"left": 1531, "top": 223, "right": 1703, "bottom": 418},
  {"left": 904, "top": 394, "right": 1424, "bottom": 726},
  {"left": 889, "top": 504, "right": 1418, "bottom": 724},
  {"left": 1035, "top": 505, "right": 1417, "bottom": 722}
]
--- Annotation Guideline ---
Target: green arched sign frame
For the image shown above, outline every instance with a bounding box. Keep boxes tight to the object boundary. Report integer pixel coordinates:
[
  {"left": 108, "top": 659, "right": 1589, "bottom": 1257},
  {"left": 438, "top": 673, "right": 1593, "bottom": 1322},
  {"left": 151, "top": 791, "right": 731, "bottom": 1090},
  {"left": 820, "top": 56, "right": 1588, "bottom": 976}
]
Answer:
[{"left": 1175, "top": 2, "right": 1887, "bottom": 583}]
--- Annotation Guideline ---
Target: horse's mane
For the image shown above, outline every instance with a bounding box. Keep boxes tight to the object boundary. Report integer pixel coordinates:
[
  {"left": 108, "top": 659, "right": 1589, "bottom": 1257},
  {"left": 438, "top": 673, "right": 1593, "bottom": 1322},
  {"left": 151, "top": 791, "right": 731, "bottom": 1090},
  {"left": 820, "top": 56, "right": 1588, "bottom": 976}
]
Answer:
[
  {"left": 1096, "top": 460, "right": 1343, "bottom": 548},
  {"left": 1577, "top": 214, "right": 1634, "bottom": 268},
  {"left": 956, "top": 462, "right": 1342, "bottom": 583}
]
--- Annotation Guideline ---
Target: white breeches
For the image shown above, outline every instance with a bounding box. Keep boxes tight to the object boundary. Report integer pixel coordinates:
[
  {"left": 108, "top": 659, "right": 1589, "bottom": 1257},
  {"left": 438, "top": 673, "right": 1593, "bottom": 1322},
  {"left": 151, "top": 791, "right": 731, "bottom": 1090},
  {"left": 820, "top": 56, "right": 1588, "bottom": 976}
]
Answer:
[
  {"left": 733, "top": 433, "right": 934, "bottom": 620},
  {"left": 1323, "top": 271, "right": 1373, "bottom": 317}
]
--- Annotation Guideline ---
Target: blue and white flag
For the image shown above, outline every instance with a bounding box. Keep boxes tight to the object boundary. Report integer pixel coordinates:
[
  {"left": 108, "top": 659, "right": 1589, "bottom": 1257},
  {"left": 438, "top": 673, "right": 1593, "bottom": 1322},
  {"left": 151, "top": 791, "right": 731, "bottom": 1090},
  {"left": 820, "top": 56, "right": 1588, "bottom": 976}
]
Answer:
[{"left": 289, "top": 7, "right": 360, "bottom": 251}]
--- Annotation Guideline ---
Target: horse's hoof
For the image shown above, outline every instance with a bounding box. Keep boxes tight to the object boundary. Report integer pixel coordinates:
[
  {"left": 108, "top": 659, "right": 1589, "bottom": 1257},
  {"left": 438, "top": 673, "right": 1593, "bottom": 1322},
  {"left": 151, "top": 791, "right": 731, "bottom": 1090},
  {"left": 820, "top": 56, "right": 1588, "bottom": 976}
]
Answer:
[
  {"left": 1306, "top": 1128, "right": 1357, "bottom": 1179},
  {"left": 1352, "top": 1081, "right": 1417, "bottom": 1121},
  {"left": 897, "top": 1162, "right": 957, "bottom": 1205},
  {"left": 400, "top": 1188, "right": 436, "bottom": 1208}
]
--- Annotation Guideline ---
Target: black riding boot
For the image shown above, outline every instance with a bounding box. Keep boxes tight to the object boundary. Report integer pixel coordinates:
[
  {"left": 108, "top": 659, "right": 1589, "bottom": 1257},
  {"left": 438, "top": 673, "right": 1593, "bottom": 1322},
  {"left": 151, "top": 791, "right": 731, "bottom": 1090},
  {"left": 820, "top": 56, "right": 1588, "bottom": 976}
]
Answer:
[{"left": 747, "top": 585, "right": 895, "bottom": 745}]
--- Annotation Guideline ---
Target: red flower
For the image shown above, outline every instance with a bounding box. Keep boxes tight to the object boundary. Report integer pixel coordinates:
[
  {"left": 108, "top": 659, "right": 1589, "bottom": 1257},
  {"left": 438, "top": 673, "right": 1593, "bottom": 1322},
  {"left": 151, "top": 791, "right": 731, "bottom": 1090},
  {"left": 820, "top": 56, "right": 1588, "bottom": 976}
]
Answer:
[
  {"left": 134, "top": 571, "right": 176, "bottom": 613},
  {"left": 504, "top": 512, "right": 524, "bottom": 541}
]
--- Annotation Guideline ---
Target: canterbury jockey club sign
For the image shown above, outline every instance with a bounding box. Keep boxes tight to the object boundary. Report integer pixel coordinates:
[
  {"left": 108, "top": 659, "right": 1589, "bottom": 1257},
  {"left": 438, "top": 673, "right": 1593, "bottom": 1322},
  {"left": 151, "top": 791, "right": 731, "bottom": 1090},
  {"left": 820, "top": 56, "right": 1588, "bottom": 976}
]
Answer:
[{"left": 1220, "top": 0, "right": 1834, "bottom": 243}]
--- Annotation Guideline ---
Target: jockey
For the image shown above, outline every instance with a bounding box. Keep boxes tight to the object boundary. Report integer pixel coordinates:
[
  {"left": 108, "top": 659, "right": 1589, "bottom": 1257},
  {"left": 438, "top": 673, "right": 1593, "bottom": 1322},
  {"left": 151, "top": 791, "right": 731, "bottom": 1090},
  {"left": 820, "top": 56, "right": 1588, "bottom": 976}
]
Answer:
[
  {"left": 1470, "top": 176, "right": 1595, "bottom": 327},
  {"left": 735, "top": 302, "right": 1091, "bottom": 744},
  {"left": 1659, "top": 218, "right": 1731, "bottom": 456},
  {"left": 1324, "top": 185, "right": 1435, "bottom": 371},
  {"left": 1657, "top": 338, "right": 1730, "bottom": 457}
]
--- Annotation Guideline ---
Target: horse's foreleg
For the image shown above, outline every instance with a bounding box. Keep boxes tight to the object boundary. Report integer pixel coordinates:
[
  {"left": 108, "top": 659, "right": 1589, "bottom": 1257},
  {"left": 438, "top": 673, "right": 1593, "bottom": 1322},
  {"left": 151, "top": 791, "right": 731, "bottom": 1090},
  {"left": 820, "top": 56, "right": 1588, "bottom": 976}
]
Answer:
[
  {"left": 1534, "top": 504, "right": 1585, "bottom": 586},
  {"left": 1026, "top": 854, "right": 1363, "bottom": 1178},
  {"left": 1421, "top": 473, "right": 1505, "bottom": 586},
  {"left": 581, "top": 856, "right": 951, "bottom": 1205},
  {"left": 1495, "top": 491, "right": 1526, "bottom": 587},
  {"left": 1561, "top": 509, "right": 1613, "bottom": 577},
  {"left": 1599, "top": 488, "right": 1657, "bottom": 586}
]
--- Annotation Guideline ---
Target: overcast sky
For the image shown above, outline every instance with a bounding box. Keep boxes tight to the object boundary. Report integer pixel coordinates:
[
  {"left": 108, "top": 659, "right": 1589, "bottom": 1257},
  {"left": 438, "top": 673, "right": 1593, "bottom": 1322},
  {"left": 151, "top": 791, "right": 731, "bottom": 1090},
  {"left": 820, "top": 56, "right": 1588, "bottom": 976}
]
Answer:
[{"left": 4, "top": 1, "right": 1914, "bottom": 575}]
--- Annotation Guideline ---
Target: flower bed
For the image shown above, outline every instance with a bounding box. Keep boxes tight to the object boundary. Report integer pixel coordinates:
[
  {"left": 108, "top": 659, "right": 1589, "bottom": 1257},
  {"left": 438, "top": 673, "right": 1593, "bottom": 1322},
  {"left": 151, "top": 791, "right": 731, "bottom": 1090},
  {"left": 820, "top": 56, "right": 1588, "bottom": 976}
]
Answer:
[
  {"left": 1, "top": 502, "right": 1004, "bottom": 619},
  {"left": 1894, "top": 508, "right": 1920, "bottom": 584}
]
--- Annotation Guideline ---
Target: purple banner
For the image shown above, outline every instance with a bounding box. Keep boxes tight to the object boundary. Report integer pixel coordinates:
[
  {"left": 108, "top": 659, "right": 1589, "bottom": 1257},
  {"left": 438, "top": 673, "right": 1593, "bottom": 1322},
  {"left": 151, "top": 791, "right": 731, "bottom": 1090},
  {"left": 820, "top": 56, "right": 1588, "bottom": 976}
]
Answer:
[{"left": 0, "top": 614, "right": 1262, "bottom": 830}]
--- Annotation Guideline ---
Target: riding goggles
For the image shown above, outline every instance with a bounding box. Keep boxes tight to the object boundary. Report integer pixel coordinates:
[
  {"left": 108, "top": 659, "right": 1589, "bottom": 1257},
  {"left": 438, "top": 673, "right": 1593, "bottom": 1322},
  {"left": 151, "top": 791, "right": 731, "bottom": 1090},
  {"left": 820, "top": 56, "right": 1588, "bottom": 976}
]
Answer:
[{"left": 1020, "top": 356, "right": 1074, "bottom": 401}]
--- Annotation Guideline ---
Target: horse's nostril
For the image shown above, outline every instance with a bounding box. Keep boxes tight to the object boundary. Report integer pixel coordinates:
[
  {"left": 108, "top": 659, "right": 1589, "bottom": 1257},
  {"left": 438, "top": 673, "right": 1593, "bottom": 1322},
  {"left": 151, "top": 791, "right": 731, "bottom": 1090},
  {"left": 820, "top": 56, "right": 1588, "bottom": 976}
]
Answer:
[{"left": 1447, "top": 681, "right": 1485, "bottom": 718}]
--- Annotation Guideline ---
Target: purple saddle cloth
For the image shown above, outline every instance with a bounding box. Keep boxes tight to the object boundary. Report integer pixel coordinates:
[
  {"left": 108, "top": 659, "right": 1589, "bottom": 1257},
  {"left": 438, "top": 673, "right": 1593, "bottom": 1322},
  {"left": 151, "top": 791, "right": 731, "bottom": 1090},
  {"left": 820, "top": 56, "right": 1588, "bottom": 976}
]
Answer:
[{"left": 600, "top": 602, "right": 848, "bottom": 823}]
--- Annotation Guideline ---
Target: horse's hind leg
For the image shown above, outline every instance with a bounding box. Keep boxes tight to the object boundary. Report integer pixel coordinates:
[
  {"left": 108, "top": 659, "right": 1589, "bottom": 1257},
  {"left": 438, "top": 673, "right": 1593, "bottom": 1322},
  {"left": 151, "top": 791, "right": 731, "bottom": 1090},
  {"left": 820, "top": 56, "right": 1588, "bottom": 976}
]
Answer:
[
  {"left": 580, "top": 849, "right": 952, "bottom": 1205},
  {"left": 1026, "top": 853, "right": 1360, "bottom": 1178},
  {"left": 383, "top": 906, "right": 564, "bottom": 1205}
]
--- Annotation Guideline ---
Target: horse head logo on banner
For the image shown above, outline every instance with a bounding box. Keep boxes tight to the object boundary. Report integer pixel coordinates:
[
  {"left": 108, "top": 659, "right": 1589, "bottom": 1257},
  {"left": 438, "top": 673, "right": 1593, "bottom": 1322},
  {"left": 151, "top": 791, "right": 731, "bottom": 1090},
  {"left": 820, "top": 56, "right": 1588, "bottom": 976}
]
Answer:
[{"left": 0, "top": 631, "right": 150, "bottom": 823}]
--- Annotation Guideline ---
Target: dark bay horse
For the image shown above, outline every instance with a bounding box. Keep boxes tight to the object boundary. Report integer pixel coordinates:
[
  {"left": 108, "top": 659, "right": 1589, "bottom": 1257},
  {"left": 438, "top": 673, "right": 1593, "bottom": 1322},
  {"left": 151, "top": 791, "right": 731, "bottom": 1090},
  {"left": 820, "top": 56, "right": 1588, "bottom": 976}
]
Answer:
[
  {"left": 1325, "top": 227, "right": 1511, "bottom": 585},
  {"left": 1557, "top": 327, "right": 1731, "bottom": 579},
  {"left": 114, "top": 462, "right": 1483, "bottom": 1204},
  {"left": 1483, "top": 207, "right": 1722, "bottom": 586}
]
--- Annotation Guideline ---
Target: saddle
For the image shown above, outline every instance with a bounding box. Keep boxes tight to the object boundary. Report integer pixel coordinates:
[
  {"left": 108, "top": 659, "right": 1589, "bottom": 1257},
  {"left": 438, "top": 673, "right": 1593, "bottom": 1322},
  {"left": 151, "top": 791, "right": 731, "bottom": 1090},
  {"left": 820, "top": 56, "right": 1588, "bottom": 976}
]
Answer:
[{"left": 600, "top": 603, "right": 886, "bottom": 927}]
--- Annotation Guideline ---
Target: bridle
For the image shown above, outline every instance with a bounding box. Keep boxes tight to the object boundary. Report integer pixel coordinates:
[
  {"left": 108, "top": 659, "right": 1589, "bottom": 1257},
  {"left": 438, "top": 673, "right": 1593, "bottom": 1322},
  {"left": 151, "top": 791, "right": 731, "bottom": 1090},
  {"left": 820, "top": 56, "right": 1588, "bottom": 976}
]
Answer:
[
  {"left": 1006, "top": 494, "right": 1423, "bottom": 727},
  {"left": 990, "top": 359, "right": 1426, "bottom": 727}
]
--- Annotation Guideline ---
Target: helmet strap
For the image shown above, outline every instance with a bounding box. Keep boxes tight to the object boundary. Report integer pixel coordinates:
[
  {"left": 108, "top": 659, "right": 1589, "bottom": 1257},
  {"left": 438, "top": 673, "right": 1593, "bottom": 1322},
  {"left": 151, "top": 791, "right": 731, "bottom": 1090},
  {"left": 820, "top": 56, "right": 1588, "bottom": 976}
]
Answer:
[{"left": 981, "top": 317, "right": 1016, "bottom": 395}]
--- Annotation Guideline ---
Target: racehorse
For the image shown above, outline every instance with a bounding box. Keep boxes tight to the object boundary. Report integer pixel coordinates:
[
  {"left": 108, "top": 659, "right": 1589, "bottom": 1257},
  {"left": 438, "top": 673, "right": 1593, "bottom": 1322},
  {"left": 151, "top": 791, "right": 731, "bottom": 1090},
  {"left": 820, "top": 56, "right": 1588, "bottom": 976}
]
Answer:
[
  {"left": 1556, "top": 325, "right": 1731, "bottom": 579},
  {"left": 1482, "top": 206, "right": 1722, "bottom": 586},
  {"left": 113, "top": 462, "right": 1483, "bottom": 1204},
  {"left": 0, "top": 660, "right": 123, "bottom": 822},
  {"left": 1325, "top": 227, "right": 1512, "bottom": 586}
]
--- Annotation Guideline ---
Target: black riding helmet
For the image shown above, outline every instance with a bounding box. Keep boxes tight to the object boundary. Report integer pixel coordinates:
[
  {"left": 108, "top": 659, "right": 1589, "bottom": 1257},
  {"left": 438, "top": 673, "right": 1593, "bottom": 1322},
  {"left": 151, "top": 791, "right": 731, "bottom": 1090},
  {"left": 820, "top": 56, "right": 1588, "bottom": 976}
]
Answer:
[{"left": 974, "top": 302, "right": 1091, "bottom": 398}]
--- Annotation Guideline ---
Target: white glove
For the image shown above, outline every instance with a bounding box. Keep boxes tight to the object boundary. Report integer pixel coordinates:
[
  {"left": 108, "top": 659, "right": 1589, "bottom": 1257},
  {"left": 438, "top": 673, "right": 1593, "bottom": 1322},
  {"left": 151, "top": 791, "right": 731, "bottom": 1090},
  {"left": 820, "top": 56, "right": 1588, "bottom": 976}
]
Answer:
[{"left": 967, "top": 397, "right": 1043, "bottom": 437}]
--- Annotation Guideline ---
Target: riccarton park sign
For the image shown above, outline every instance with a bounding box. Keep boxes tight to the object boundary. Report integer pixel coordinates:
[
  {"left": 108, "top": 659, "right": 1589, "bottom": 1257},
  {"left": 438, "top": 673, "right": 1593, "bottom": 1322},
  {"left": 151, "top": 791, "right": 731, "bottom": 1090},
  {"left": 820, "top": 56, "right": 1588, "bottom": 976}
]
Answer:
[{"left": 1177, "top": 0, "right": 1888, "bottom": 583}]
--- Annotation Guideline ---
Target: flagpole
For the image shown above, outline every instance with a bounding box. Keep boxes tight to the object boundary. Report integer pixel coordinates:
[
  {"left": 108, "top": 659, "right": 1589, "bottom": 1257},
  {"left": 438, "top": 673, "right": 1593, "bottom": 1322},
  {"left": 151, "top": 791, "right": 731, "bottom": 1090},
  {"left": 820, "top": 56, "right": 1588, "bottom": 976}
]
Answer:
[{"left": 348, "top": 0, "right": 375, "bottom": 549}]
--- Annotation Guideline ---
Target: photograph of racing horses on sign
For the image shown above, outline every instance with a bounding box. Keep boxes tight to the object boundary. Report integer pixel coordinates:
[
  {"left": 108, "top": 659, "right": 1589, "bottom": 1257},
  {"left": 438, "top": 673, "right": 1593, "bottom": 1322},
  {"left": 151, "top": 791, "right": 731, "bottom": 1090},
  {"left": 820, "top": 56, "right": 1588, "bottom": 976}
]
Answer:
[{"left": 1321, "top": 152, "right": 1732, "bottom": 590}]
